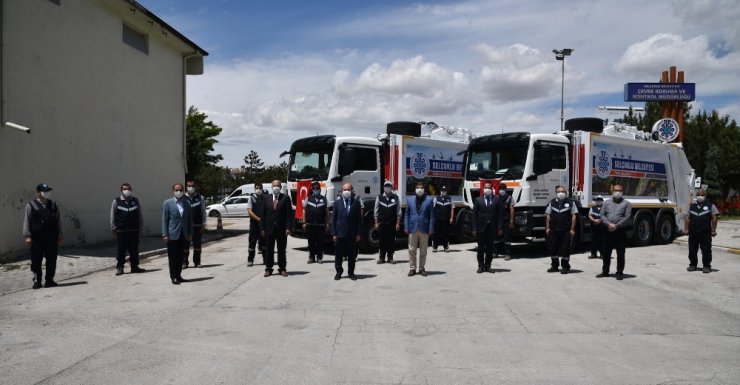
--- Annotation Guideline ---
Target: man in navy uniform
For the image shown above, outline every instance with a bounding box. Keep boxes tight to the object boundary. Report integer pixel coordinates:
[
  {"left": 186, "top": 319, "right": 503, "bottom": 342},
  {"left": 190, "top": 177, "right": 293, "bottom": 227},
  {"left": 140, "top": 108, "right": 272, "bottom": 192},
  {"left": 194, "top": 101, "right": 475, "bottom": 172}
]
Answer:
[
  {"left": 471, "top": 182, "right": 501, "bottom": 273},
  {"left": 110, "top": 182, "right": 145, "bottom": 276},
  {"left": 260, "top": 179, "right": 293, "bottom": 277},
  {"left": 545, "top": 185, "right": 577, "bottom": 274},
  {"left": 684, "top": 189, "right": 719, "bottom": 273},
  {"left": 432, "top": 186, "right": 454, "bottom": 253},
  {"left": 374, "top": 180, "right": 401, "bottom": 264},
  {"left": 247, "top": 182, "right": 266, "bottom": 267},
  {"left": 184, "top": 180, "right": 207, "bottom": 268},
  {"left": 495, "top": 183, "right": 514, "bottom": 260},
  {"left": 332, "top": 183, "right": 363, "bottom": 280},
  {"left": 587, "top": 195, "right": 605, "bottom": 259},
  {"left": 303, "top": 181, "right": 328, "bottom": 264},
  {"left": 23, "top": 183, "right": 63, "bottom": 289}
]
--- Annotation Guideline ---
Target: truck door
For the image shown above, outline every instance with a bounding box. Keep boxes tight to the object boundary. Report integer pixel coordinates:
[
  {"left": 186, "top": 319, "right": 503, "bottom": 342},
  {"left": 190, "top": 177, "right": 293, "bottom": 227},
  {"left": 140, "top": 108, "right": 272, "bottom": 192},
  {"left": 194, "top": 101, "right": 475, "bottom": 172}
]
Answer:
[
  {"left": 530, "top": 141, "right": 569, "bottom": 206},
  {"left": 338, "top": 145, "right": 381, "bottom": 199}
]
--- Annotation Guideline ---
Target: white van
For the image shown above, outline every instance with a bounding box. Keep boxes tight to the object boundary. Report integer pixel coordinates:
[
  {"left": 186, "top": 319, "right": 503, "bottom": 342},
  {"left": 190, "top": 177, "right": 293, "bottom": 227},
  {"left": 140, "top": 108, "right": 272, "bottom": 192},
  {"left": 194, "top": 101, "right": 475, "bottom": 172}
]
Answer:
[{"left": 224, "top": 182, "right": 286, "bottom": 201}]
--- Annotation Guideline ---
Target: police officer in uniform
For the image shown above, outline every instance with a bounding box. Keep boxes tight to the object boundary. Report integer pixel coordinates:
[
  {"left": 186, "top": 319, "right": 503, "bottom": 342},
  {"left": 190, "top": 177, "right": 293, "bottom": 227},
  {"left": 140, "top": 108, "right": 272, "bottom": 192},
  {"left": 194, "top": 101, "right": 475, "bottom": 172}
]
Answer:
[
  {"left": 22, "top": 183, "right": 63, "bottom": 289},
  {"left": 495, "top": 183, "right": 514, "bottom": 260},
  {"left": 303, "top": 181, "right": 328, "bottom": 264},
  {"left": 587, "top": 195, "right": 605, "bottom": 259},
  {"left": 110, "top": 183, "right": 145, "bottom": 276},
  {"left": 374, "top": 180, "right": 401, "bottom": 264},
  {"left": 545, "top": 185, "right": 577, "bottom": 274},
  {"left": 246, "top": 183, "right": 266, "bottom": 267},
  {"left": 432, "top": 186, "right": 454, "bottom": 253},
  {"left": 184, "top": 180, "right": 207, "bottom": 268},
  {"left": 684, "top": 189, "right": 719, "bottom": 273}
]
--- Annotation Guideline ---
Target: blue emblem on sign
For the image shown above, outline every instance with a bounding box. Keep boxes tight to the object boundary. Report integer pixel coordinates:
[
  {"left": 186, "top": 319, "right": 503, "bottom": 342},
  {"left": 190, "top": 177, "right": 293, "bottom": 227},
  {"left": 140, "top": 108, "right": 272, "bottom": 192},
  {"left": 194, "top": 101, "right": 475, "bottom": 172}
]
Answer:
[
  {"left": 411, "top": 152, "right": 429, "bottom": 179},
  {"left": 596, "top": 150, "right": 611, "bottom": 179},
  {"left": 652, "top": 118, "right": 679, "bottom": 142}
]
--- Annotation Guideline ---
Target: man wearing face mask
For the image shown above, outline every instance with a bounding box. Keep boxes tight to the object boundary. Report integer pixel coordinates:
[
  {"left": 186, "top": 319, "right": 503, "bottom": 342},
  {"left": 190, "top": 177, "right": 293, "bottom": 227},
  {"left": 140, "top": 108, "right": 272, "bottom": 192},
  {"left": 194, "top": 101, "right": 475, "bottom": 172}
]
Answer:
[
  {"left": 260, "top": 180, "right": 293, "bottom": 277},
  {"left": 472, "top": 182, "right": 502, "bottom": 273},
  {"left": 587, "top": 196, "right": 606, "bottom": 259},
  {"left": 332, "top": 183, "right": 363, "bottom": 280},
  {"left": 405, "top": 181, "right": 435, "bottom": 276},
  {"left": 303, "top": 181, "right": 328, "bottom": 264},
  {"left": 495, "top": 183, "right": 514, "bottom": 260},
  {"left": 683, "top": 189, "right": 718, "bottom": 274},
  {"left": 23, "top": 183, "right": 63, "bottom": 289},
  {"left": 545, "top": 186, "right": 577, "bottom": 274},
  {"left": 374, "top": 180, "right": 401, "bottom": 264},
  {"left": 110, "top": 183, "right": 145, "bottom": 276},
  {"left": 161, "top": 183, "right": 193, "bottom": 285},
  {"left": 246, "top": 182, "right": 266, "bottom": 267},
  {"left": 432, "top": 186, "right": 454, "bottom": 253},
  {"left": 184, "top": 180, "right": 207, "bottom": 268},
  {"left": 597, "top": 184, "right": 632, "bottom": 280}
]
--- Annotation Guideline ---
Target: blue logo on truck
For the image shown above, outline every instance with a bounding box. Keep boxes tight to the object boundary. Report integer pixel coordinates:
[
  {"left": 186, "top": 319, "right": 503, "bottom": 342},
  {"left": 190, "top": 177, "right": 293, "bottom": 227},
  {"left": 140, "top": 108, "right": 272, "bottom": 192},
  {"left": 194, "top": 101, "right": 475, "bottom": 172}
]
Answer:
[
  {"left": 596, "top": 150, "right": 612, "bottom": 179},
  {"left": 411, "top": 152, "right": 429, "bottom": 179}
]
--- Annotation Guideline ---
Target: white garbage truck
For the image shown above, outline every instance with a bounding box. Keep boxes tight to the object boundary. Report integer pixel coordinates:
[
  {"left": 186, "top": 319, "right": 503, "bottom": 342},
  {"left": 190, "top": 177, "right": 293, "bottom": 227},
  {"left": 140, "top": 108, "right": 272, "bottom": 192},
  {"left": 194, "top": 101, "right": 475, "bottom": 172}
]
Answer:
[
  {"left": 458, "top": 117, "right": 698, "bottom": 246},
  {"left": 282, "top": 122, "right": 474, "bottom": 252}
]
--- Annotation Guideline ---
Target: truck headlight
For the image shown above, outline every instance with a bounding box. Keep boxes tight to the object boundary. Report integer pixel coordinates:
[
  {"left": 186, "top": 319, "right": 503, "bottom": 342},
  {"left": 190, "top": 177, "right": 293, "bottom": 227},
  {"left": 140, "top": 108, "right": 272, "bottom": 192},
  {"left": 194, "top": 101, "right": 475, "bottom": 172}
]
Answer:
[{"left": 514, "top": 213, "right": 528, "bottom": 226}]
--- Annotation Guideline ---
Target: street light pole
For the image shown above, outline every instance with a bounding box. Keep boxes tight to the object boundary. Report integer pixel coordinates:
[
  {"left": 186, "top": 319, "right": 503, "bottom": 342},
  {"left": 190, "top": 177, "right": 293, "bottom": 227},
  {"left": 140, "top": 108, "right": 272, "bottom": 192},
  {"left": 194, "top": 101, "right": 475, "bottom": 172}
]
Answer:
[{"left": 552, "top": 48, "right": 573, "bottom": 131}]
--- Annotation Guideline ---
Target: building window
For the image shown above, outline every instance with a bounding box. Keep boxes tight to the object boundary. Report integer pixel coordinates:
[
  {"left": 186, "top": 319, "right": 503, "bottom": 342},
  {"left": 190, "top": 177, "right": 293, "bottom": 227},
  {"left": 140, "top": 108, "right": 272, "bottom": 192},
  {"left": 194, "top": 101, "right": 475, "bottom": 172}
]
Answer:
[{"left": 122, "top": 23, "right": 148, "bottom": 54}]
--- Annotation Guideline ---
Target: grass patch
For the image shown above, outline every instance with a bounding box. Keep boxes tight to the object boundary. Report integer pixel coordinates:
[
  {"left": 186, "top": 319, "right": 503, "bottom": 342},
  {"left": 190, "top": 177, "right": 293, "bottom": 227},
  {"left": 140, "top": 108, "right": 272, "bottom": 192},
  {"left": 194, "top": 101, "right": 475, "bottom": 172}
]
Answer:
[{"left": 2, "top": 264, "right": 24, "bottom": 272}]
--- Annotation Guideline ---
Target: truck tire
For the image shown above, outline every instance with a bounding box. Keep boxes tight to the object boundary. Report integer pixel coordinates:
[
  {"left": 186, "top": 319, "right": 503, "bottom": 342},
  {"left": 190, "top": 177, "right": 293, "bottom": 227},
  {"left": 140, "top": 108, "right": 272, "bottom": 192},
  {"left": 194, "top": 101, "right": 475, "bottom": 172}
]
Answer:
[
  {"left": 564, "top": 117, "right": 604, "bottom": 133},
  {"left": 387, "top": 121, "right": 422, "bottom": 137},
  {"left": 654, "top": 213, "right": 675, "bottom": 245},
  {"left": 630, "top": 212, "right": 653, "bottom": 247},
  {"left": 358, "top": 216, "right": 380, "bottom": 254},
  {"left": 453, "top": 208, "right": 475, "bottom": 243}
]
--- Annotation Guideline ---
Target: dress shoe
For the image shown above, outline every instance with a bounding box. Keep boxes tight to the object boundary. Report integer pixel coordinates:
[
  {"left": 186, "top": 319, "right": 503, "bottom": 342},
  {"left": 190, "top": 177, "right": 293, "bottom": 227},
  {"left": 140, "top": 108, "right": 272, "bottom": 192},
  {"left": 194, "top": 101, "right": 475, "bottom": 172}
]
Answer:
[
  {"left": 247, "top": 260, "right": 254, "bottom": 267},
  {"left": 178, "top": 277, "right": 189, "bottom": 282},
  {"left": 264, "top": 271, "right": 272, "bottom": 277},
  {"left": 596, "top": 272, "right": 609, "bottom": 278},
  {"left": 377, "top": 259, "right": 385, "bottom": 264},
  {"left": 432, "top": 247, "right": 438, "bottom": 253},
  {"left": 194, "top": 264, "right": 201, "bottom": 268},
  {"left": 702, "top": 266, "right": 711, "bottom": 274},
  {"left": 588, "top": 253, "right": 598, "bottom": 259},
  {"left": 476, "top": 268, "right": 483, "bottom": 274},
  {"left": 317, "top": 258, "right": 323, "bottom": 264},
  {"left": 388, "top": 258, "right": 395, "bottom": 264},
  {"left": 615, "top": 272, "right": 624, "bottom": 280},
  {"left": 307, "top": 258, "right": 315, "bottom": 264},
  {"left": 115, "top": 268, "right": 124, "bottom": 276},
  {"left": 420, "top": 269, "right": 428, "bottom": 277},
  {"left": 408, "top": 270, "right": 416, "bottom": 277},
  {"left": 487, "top": 267, "right": 495, "bottom": 274},
  {"left": 444, "top": 247, "right": 450, "bottom": 252},
  {"left": 687, "top": 265, "right": 697, "bottom": 272},
  {"left": 504, "top": 255, "right": 511, "bottom": 261},
  {"left": 172, "top": 278, "right": 180, "bottom": 285},
  {"left": 349, "top": 274, "right": 357, "bottom": 281},
  {"left": 182, "top": 263, "right": 188, "bottom": 269},
  {"left": 32, "top": 282, "right": 42, "bottom": 289},
  {"left": 280, "top": 271, "right": 289, "bottom": 277},
  {"left": 334, "top": 274, "right": 341, "bottom": 281},
  {"left": 547, "top": 266, "right": 559, "bottom": 273},
  {"left": 44, "top": 280, "right": 58, "bottom": 287},
  {"left": 131, "top": 267, "right": 146, "bottom": 273},
  {"left": 560, "top": 269, "right": 569, "bottom": 275}
]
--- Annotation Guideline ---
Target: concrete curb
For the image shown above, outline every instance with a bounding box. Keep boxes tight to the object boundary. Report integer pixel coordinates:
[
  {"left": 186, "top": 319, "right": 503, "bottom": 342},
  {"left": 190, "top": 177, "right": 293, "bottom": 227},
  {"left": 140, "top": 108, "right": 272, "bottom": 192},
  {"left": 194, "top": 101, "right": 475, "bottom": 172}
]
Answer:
[{"left": 672, "top": 238, "right": 740, "bottom": 256}]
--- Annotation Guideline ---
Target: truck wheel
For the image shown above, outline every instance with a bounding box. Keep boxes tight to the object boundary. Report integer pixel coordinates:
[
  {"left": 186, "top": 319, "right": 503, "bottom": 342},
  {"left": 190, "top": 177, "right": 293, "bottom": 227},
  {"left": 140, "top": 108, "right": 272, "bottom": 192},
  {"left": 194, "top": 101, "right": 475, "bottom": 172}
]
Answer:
[
  {"left": 387, "top": 121, "right": 422, "bottom": 137},
  {"left": 630, "top": 213, "right": 653, "bottom": 247},
  {"left": 453, "top": 208, "right": 475, "bottom": 243},
  {"left": 358, "top": 218, "right": 380, "bottom": 254},
  {"left": 654, "top": 214, "right": 675, "bottom": 244}
]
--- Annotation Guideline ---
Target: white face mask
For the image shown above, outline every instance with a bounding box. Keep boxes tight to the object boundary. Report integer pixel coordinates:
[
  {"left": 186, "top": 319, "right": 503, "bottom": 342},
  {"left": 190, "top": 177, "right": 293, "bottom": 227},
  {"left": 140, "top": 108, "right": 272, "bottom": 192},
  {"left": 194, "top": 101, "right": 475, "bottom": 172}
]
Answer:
[
  {"left": 174, "top": 191, "right": 184, "bottom": 199},
  {"left": 255, "top": 189, "right": 263, "bottom": 196},
  {"left": 186, "top": 187, "right": 195, "bottom": 194},
  {"left": 415, "top": 188, "right": 424, "bottom": 196},
  {"left": 40, "top": 191, "right": 52, "bottom": 200},
  {"left": 556, "top": 192, "right": 566, "bottom": 200},
  {"left": 499, "top": 190, "right": 506, "bottom": 196},
  {"left": 122, "top": 189, "right": 132, "bottom": 197},
  {"left": 313, "top": 188, "right": 321, "bottom": 196},
  {"left": 696, "top": 195, "right": 706, "bottom": 203},
  {"left": 272, "top": 186, "right": 281, "bottom": 195},
  {"left": 483, "top": 188, "right": 492, "bottom": 196},
  {"left": 384, "top": 187, "right": 392, "bottom": 194},
  {"left": 596, "top": 201, "right": 603, "bottom": 207},
  {"left": 613, "top": 191, "right": 623, "bottom": 199},
  {"left": 342, "top": 190, "right": 352, "bottom": 199},
  {"left": 440, "top": 191, "right": 447, "bottom": 197}
]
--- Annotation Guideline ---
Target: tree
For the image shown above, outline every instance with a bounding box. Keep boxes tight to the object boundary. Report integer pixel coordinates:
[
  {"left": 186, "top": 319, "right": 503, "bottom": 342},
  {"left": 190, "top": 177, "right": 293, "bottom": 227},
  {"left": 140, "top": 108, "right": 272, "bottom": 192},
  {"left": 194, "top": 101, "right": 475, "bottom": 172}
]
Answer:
[
  {"left": 242, "top": 150, "right": 265, "bottom": 180},
  {"left": 259, "top": 161, "right": 289, "bottom": 183},
  {"left": 185, "top": 106, "right": 223, "bottom": 180}
]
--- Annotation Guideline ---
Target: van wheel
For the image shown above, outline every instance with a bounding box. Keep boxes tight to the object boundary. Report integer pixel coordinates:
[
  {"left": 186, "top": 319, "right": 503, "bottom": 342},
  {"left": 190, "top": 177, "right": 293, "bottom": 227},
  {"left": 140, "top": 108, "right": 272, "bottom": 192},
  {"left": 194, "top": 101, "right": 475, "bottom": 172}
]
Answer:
[
  {"left": 655, "top": 214, "right": 675, "bottom": 244},
  {"left": 630, "top": 213, "right": 653, "bottom": 247}
]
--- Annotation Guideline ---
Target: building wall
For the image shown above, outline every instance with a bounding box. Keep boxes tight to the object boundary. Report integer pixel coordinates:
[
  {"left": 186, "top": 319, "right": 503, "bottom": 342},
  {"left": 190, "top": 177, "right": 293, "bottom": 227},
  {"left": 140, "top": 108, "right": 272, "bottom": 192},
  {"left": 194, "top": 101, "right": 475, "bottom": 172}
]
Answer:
[{"left": 0, "top": 0, "right": 194, "bottom": 258}]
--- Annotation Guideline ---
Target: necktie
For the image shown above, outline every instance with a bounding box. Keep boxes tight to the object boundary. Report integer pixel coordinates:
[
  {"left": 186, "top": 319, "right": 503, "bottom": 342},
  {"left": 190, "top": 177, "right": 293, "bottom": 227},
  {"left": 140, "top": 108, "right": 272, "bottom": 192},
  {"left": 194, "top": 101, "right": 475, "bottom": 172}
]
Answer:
[
  {"left": 273, "top": 195, "right": 278, "bottom": 210},
  {"left": 345, "top": 199, "right": 350, "bottom": 213},
  {"left": 486, "top": 197, "right": 490, "bottom": 207}
]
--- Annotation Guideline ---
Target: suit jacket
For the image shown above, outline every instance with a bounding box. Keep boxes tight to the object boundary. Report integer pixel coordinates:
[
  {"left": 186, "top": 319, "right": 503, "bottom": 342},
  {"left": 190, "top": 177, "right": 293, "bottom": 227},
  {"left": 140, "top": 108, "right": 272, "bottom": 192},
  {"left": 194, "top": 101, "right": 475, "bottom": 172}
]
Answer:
[
  {"left": 471, "top": 195, "right": 502, "bottom": 233},
  {"left": 260, "top": 193, "right": 293, "bottom": 236},
  {"left": 404, "top": 195, "right": 435, "bottom": 234},
  {"left": 161, "top": 197, "right": 193, "bottom": 240},
  {"left": 332, "top": 195, "right": 362, "bottom": 239}
]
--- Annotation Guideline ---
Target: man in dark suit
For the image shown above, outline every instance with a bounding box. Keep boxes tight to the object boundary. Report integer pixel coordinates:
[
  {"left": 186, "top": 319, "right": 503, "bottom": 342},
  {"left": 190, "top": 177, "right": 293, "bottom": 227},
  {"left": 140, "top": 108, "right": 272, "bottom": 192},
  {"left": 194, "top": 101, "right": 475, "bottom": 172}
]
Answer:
[
  {"left": 471, "top": 182, "right": 502, "bottom": 273},
  {"left": 260, "top": 179, "right": 293, "bottom": 277},
  {"left": 332, "top": 182, "right": 363, "bottom": 281},
  {"left": 161, "top": 183, "right": 193, "bottom": 285}
]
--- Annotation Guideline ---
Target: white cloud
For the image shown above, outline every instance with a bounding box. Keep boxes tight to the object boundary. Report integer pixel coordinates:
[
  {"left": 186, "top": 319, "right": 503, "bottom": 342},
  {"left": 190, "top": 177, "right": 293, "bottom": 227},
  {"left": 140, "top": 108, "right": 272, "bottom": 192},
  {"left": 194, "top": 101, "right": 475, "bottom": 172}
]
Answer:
[{"left": 673, "top": 0, "right": 740, "bottom": 50}]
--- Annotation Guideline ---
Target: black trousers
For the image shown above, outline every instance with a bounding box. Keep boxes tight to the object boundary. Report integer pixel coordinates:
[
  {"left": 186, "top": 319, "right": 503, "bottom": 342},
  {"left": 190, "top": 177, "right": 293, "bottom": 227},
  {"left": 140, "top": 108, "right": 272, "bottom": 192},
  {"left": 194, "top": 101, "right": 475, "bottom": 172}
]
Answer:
[
  {"left": 30, "top": 234, "right": 57, "bottom": 282},
  {"left": 495, "top": 223, "right": 511, "bottom": 256},
  {"left": 116, "top": 231, "right": 140, "bottom": 268},
  {"left": 248, "top": 220, "right": 264, "bottom": 261},
  {"left": 688, "top": 231, "right": 712, "bottom": 267},
  {"left": 166, "top": 235, "right": 186, "bottom": 279},
  {"left": 591, "top": 224, "right": 606, "bottom": 256},
  {"left": 433, "top": 219, "right": 450, "bottom": 249},
  {"left": 335, "top": 237, "right": 357, "bottom": 275},
  {"left": 306, "top": 224, "right": 325, "bottom": 259},
  {"left": 603, "top": 228, "right": 626, "bottom": 274},
  {"left": 476, "top": 226, "right": 495, "bottom": 268},
  {"left": 548, "top": 230, "right": 572, "bottom": 260},
  {"left": 184, "top": 226, "right": 203, "bottom": 266},
  {"left": 378, "top": 223, "right": 396, "bottom": 259},
  {"left": 265, "top": 231, "right": 288, "bottom": 272}
]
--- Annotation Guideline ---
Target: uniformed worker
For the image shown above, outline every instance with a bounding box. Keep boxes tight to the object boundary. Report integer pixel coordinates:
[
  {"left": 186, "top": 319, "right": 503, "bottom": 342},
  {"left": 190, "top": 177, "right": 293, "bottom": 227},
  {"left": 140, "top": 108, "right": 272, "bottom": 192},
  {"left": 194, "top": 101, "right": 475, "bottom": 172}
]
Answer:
[
  {"left": 374, "top": 180, "right": 401, "bottom": 264},
  {"left": 246, "top": 182, "right": 266, "bottom": 267},
  {"left": 684, "top": 189, "right": 719, "bottom": 273},
  {"left": 184, "top": 180, "right": 207, "bottom": 268},
  {"left": 22, "top": 183, "right": 63, "bottom": 289},
  {"left": 110, "top": 183, "right": 145, "bottom": 276},
  {"left": 432, "top": 186, "right": 454, "bottom": 253},
  {"left": 597, "top": 184, "right": 632, "bottom": 280},
  {"left": 587, "top": 195, "right": 606, "bottom": 259},
  {"left": 545, "top": 185, "right": 577, "bottom": 274},
  {"left": 495, "top": 183, "right": 515, "bottom": 260},
  {"left": 303, "top": 181, "right": 329, "bottom": 264}
]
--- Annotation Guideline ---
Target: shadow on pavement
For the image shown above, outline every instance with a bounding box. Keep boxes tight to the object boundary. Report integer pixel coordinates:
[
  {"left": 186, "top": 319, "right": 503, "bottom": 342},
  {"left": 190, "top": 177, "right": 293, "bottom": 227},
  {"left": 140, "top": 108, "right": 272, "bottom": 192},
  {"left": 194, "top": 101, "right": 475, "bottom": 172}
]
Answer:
[
  {"left": 492, "top": 268, "right": 512, "bottom": 273},
  {"left": 55, "top": 281, "right": 88, "bottom": 287},
  {"left": 196, "top": 264, "right": 224, "bottom": 268},
  {"left": 353, "top": 274, "right": 376, "bottom": 280},
  {"left": 183, "top": 277, "right": 214, "bottom": 282},
  {"left": 424, "top": 271, "right": 446, "bottom": 276},
  {"left": 287, "top": 271, "right": 309, "bottom": 276}
]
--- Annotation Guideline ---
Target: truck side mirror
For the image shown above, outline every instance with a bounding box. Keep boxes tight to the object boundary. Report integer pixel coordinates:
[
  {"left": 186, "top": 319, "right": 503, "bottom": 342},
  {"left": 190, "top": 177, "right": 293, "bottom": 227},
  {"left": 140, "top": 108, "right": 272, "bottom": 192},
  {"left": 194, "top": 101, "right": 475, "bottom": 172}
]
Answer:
[{"left": 533, "top": 144, "right": 554, "bottom": 175}]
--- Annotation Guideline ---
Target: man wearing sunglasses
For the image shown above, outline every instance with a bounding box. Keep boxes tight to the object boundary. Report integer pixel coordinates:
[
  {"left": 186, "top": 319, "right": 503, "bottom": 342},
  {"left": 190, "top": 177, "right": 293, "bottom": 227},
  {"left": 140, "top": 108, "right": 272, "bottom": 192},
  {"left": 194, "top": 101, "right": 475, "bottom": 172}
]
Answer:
[{"left": 683, "top": 189, "right": 718, "bottom": 273}]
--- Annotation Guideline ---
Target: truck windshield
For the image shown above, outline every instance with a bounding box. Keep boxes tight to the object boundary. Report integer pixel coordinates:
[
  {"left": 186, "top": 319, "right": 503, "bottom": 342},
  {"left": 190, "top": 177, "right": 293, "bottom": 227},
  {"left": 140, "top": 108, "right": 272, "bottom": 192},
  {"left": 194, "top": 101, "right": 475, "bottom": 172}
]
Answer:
[
  {"left": 288, "top": 150, "right": 333, "bottom": 181},
  {"left": 466, "top": 146, "right": 527, "bottom": 180}
]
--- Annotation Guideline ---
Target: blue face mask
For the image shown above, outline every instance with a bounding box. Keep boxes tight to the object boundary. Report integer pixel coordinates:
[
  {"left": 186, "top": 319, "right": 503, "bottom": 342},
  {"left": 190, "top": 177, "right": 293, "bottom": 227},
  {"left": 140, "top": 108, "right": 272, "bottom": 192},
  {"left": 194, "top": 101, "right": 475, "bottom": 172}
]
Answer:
[{"left": 313, "top": 189, "right": 321, "bottom": 196}]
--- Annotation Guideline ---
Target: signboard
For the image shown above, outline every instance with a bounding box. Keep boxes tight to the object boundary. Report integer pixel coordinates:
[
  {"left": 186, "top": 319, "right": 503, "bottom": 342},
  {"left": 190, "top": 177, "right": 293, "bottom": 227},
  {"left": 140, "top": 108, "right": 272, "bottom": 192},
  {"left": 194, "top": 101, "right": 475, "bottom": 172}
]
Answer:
[
  {"left": 591, "top": 141, "right": 673, "bottom": 198},
  {"left": 404, "top": 140, "right": 465, "bottom": 197},
  {"left": 624, "top": 83, "right": 695, "bottom": 102},
  {"left": 651, "top": 118, "right": 680, "bottom": 142}
]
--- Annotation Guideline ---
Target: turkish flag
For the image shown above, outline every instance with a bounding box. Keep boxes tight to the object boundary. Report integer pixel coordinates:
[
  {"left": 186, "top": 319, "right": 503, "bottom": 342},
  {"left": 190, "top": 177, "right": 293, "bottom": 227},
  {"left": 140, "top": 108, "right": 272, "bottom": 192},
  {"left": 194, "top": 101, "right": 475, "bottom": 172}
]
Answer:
[
  {"left": 479, "top": 178, "right": 501, "bottom": 196},
  {"left": 295, "top": 179, "right": 312, "bottom": 219}
]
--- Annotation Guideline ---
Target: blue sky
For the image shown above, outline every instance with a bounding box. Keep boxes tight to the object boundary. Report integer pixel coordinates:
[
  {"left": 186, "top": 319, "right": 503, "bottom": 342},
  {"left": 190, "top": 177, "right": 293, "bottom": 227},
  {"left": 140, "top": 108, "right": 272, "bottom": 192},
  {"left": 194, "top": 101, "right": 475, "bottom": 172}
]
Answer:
[{"left": 140, "top": 0, "right": 740, "bottom": 167}]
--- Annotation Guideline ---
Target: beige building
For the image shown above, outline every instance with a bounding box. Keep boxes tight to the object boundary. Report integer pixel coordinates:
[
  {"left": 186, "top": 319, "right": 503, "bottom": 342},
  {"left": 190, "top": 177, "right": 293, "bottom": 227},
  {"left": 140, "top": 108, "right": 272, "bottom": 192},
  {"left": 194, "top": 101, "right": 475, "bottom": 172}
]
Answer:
[{"left": 0, "top": 0, "right": 207, "bottom": 259}]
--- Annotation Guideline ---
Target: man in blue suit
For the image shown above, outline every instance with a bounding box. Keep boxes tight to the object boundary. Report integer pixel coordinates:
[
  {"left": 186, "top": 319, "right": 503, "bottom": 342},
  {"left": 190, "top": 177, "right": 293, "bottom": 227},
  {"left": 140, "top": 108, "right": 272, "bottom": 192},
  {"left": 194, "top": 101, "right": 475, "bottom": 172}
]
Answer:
[
  {"left": 404, "top": 181, "right": 435, "bottom": 277},
  {"left": 161, "top": 183, "right": 193, "bottom": 285},
  {"left": 332, "top": 183, "right": 363, "bottom": 281}
]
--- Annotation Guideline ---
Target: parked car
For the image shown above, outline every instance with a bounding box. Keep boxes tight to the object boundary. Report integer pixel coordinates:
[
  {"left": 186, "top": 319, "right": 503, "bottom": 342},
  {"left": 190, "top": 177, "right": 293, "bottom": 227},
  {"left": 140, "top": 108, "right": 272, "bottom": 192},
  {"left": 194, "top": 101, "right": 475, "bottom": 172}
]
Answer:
[
  {"left": 206, "top": 195, "right": 251, "bottom": 218},
  {"left": 223, "top": 182, "right": 286, "bottom": 202}
]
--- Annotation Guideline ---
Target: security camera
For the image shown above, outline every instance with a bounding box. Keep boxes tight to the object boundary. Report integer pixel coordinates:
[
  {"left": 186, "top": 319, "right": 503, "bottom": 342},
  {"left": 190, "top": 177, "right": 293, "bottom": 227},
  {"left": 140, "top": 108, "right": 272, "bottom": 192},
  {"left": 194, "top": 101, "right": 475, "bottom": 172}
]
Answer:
[{"left": 4, "top": 121, "right": 31, "bottom": 134}]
